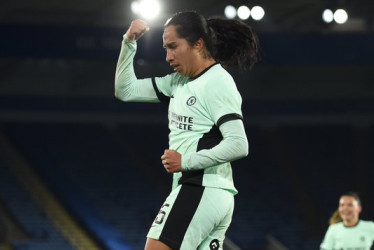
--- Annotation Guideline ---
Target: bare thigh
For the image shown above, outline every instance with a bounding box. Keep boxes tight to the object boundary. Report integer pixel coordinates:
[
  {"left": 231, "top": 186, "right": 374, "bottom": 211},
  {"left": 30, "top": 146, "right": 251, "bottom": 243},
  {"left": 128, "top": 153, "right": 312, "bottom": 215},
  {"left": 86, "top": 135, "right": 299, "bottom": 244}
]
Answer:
[{"left": 145, "top": 237, "right": 173, "bottom": 250}]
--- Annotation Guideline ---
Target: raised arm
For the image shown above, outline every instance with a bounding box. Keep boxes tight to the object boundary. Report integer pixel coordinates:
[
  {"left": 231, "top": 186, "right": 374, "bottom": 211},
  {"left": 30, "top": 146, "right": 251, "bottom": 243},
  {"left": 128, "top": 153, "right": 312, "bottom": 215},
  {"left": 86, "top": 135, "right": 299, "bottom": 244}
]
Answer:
[{"left": 114, "top": 20, "right": 159, "bottom": 103}]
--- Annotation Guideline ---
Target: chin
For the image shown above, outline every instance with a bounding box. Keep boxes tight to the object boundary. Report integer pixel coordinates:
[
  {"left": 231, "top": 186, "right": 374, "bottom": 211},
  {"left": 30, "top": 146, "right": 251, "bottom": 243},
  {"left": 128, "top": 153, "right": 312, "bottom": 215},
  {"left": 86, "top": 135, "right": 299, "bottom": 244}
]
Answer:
[{"left": 343, "top": 216, "right": 354, "bottom": 221}]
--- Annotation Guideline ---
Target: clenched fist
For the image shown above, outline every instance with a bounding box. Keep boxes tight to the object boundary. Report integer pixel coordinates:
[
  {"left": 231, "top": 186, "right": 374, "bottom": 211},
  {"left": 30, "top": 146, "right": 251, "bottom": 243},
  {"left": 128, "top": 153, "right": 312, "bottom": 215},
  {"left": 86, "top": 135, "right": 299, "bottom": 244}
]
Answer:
[
  {"left": 161, "top": 149, "right": 182, "bottom": 173},
  {"left": 125, "top": 19, "right": 150, "bottom": 41}
]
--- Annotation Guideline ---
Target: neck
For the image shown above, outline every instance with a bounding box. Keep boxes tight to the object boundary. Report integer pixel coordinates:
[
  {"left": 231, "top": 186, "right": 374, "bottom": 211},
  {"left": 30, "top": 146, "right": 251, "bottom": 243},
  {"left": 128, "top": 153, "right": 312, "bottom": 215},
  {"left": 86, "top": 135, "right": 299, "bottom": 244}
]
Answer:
[
  {"left": 191, "top": 58, "right": 216, "bottom": 78},
  {"left": 343, "top": 218, "right": 359, "bottom": 227}
]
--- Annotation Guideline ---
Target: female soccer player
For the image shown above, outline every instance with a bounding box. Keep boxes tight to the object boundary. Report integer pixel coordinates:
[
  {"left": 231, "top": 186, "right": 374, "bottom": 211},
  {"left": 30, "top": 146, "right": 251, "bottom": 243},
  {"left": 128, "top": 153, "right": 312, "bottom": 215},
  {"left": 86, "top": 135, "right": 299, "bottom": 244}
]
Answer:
[
  {"left": 320, "top": 192, "right": 374, "bottom": 250},
  {"left": 115, "top": 11, "right": 259, "bottom": 250}
]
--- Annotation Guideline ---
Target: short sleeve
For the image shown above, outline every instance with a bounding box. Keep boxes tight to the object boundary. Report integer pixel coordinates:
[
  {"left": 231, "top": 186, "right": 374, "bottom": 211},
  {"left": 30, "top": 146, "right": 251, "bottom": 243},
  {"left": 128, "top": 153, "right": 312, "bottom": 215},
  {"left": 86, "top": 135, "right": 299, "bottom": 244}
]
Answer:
[{"left": 320, "top": 226, "right": 334, "bottom": 250}]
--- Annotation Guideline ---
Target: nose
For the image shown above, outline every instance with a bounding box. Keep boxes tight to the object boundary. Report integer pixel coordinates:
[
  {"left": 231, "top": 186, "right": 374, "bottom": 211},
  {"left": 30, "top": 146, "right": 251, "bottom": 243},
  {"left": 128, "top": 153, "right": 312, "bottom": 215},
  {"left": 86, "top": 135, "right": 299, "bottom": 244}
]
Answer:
[{"left": 166, "top": 49, "right": 173, "bottom": 63}]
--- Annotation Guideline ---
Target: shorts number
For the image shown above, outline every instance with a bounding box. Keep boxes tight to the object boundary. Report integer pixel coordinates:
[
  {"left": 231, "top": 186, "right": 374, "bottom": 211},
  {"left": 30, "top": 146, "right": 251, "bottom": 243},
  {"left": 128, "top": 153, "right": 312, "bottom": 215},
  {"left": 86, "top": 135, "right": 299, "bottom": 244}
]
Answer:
[{"left": 154, "top": 203, "right": 170, "bottom": 225}]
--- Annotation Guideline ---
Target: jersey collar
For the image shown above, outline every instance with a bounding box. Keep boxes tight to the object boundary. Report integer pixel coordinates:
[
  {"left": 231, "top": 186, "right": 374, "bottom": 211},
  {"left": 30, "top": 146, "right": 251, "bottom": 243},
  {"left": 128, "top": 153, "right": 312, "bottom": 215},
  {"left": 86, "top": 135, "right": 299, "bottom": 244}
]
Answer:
[
  {"left": 343, "top": 219, "right": 360, "bottom": 228},
  {"left": 188, "top": 63, "right": 219, "bottom": 82}
]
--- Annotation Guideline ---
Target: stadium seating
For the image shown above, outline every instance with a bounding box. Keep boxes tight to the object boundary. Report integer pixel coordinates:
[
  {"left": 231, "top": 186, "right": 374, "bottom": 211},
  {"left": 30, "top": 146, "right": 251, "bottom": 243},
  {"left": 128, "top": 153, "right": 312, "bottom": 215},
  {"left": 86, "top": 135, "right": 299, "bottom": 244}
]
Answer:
[{"left": 0, "top": 98, "right": 373, "bottom": 250}]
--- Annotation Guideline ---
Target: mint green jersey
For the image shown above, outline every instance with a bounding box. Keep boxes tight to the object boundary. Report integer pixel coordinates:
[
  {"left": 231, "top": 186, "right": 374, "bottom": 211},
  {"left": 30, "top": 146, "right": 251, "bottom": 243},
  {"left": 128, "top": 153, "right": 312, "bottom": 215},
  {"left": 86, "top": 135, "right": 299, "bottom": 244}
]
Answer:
[
  {"left": 153, "top": 64, "right": 243, "bottom": 193},
  {"left": 115, "top": 36, "right": 248, "bottom": 195},
  {"left": 320, "top": 220, "right": 374, "bottom": 250}
]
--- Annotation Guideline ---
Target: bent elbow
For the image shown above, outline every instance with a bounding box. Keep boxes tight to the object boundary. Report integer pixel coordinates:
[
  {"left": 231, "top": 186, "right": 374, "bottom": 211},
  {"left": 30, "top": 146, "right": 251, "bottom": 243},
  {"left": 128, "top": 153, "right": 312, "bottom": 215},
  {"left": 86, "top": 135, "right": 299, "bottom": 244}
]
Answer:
[
  {"left": 114, "top": 79, "right": 121, "bottom": 98},
  {"left": 240, "top": 142, "right": 249, "bottom": 158},
  {"left": 235, "top": 138, "right": 249, "bottom": 159},
  {"left": 242, "top": 144, "right": 249, "bottom": 158},
  {"left": 114, "top": 87, "right": 125, "bottom": 101},
  {"left": 114, "top": 81, "right": 131, "bottom": 102},
  {"left": 114, "top": 91, "right": 132, "bottom": 102},
  {"left": 114, "top": 90, "right": 122, "bottom": 100},
  {"left": 114, "top": 86, "right": 122, "bottom": 100}
]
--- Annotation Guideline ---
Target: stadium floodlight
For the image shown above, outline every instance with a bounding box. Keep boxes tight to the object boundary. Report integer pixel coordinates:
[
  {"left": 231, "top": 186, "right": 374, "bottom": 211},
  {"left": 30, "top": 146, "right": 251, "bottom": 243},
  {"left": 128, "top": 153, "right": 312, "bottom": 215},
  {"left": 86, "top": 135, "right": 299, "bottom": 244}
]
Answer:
[
  {"left": 131, "top": 0, "right": 161, "bottom": 20},
  {"left": 237, "top": 5, "right": 250, "bottom": 20},
  {"left": 224, "top": 5, "right": 237, "bottom": 19},
  {"left": 322, "top": 9, "right": 334, "bottom": 23},
  {"left": 251, "top": 6, "right": 265, "bottom": 21},
  {"left": 131, "top": 1, "right": 140, "bottom": 15},
  {"left": 334, "top": 9, "right": 348, "bottom": 24}
]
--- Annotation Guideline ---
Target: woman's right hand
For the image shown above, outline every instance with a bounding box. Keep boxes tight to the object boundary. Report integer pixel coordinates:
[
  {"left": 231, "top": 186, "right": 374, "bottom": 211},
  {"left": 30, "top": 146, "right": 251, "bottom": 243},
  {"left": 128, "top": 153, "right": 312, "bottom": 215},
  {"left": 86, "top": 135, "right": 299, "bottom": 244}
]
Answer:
[{"left": 125, "top": 19, "right": 150, "bottom": 41}]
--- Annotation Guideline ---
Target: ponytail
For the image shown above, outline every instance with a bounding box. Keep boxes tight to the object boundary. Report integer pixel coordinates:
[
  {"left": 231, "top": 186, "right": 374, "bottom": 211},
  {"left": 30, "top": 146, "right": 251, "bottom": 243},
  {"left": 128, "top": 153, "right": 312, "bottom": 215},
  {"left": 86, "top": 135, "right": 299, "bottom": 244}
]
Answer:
[
  {"left": 208, "top": 18, "right": 259, "bottom": 69},
  {"left": 329, "top": 209, "right": 342, "bottom": 225},
  {"left": 165, "top": 11, "right": 259, "bottom": 70}
]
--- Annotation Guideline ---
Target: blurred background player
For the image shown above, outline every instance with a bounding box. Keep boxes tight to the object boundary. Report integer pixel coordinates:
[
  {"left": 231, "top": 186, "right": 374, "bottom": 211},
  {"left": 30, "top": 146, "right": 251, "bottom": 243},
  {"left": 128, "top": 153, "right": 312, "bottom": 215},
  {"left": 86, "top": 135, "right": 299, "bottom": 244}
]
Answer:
[{"left": 320, "top": 192, "right": 374, "bottom": 250}]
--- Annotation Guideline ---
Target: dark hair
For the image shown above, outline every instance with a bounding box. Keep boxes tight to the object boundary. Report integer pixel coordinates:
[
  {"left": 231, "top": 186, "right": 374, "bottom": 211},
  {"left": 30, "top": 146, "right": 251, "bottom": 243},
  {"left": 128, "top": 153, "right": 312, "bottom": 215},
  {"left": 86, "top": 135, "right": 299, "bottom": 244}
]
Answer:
[
  {"left": 341, "top": 192, "right": 361, "bottom": 206},
  {"left": 164, "top": 11, "right": 259, "bottom": 69}
]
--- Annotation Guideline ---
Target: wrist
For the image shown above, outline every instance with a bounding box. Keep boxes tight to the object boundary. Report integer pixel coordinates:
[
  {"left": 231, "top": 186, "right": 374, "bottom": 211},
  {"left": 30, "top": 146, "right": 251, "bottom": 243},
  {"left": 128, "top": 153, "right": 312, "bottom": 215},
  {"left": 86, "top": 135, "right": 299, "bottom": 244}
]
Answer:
[
  {"left": 181, "top": 153, "right": 191, "bottom": 171},
  {"left": 123, "top": 34, "right": 135, "bottom": 43}
]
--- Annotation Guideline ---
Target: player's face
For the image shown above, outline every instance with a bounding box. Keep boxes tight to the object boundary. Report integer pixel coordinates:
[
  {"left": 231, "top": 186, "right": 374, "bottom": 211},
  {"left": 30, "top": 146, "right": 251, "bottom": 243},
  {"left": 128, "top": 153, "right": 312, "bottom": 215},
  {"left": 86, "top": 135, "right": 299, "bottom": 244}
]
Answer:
[
  {"left": 163, "top": 25, "right": 200, "bottom": 77},
  {"left": 338, "top": 196, "right": 361, "bottom": 223}
]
